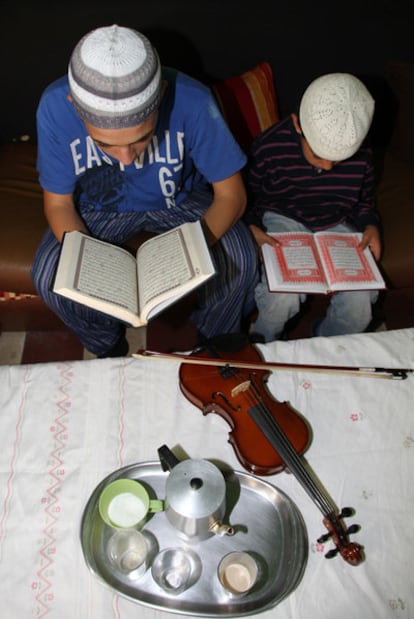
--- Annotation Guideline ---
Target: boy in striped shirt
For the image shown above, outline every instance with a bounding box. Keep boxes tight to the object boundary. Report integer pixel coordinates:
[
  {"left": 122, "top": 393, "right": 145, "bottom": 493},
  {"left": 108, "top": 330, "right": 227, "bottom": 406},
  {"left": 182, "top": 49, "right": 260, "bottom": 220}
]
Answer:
[{"left": 246, "top": 73, "right": 381, "bottom": 341}]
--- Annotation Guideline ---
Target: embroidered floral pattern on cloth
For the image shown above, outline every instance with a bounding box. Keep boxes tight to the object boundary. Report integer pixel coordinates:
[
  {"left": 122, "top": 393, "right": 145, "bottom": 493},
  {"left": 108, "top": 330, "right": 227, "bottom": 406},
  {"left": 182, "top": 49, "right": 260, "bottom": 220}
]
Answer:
[{"left": 0, "top": 329, "right": 412, "bottom": 618}]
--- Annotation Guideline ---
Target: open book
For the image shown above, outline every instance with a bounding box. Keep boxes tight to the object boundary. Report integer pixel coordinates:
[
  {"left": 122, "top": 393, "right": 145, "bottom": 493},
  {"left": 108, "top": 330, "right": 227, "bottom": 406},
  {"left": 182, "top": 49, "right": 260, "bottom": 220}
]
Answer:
[
  {"left": 262, "top": 231, "right": 386, "bottom": 294},
  {"left": 53, "top": 221, "right": 215, "bottom": 327}
]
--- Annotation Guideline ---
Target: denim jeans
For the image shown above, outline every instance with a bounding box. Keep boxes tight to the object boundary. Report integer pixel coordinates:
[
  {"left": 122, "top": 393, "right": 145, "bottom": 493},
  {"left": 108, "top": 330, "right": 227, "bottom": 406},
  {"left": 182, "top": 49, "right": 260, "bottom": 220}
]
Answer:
[{"left": 251, "top": 212, "right": 378, "bottom": 341}]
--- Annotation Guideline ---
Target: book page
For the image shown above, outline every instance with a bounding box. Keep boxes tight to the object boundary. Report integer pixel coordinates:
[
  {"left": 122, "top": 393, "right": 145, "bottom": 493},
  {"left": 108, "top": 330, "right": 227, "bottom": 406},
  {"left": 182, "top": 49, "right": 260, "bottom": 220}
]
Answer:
[
  {"left": 272, "top": 233, "right": 326, "bottom": 284},
  {"left": 74, "top": 237, "right": 138, "bottom": 313},
  {"left": 137, "top": 228, "right": 194, "bottom": 308},
  {"left": 314, "top": 233, "right": 384, "bottom": 288}
]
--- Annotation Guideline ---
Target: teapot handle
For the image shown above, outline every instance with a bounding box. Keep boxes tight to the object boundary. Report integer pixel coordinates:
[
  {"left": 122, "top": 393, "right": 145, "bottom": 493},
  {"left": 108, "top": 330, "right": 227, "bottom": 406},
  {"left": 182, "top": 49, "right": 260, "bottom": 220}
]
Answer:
[{"left": 158, "top": 444, "right": 180, "bottom": 471}]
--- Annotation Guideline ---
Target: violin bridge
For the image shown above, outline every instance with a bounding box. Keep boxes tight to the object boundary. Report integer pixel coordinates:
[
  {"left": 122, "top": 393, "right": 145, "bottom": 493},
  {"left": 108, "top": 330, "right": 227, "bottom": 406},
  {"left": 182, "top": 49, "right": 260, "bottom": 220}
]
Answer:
[{"left": 231, "top": 380, "right": 251, "bottom": 397}]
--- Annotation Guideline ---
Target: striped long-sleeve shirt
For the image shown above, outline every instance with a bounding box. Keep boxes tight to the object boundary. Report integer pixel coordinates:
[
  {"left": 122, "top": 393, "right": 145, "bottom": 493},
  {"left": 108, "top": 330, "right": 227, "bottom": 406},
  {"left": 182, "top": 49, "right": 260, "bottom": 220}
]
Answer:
[{"left": 245, "top": 116, "right": 381, "bottom": 233}]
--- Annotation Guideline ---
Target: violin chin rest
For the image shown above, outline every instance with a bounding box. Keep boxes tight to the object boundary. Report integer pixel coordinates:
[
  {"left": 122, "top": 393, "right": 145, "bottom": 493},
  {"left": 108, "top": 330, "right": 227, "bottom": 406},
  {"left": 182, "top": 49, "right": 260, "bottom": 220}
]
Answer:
[{"left": 195, "top": 332, "right": 249, "bottom": 354}]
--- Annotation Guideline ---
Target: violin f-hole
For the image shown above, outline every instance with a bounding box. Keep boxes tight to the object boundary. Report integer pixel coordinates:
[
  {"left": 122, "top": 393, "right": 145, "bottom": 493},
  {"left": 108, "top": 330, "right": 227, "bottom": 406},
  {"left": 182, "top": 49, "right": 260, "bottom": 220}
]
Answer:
[{"left": 212, "top": 391, "right": 240, "bottom": 412}]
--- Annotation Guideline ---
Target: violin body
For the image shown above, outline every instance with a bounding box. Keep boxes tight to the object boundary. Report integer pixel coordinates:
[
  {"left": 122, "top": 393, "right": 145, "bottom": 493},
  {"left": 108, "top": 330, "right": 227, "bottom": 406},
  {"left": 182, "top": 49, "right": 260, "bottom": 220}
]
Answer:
[{"left": 179, "top": 342, "right": 310, "bottom": 476}]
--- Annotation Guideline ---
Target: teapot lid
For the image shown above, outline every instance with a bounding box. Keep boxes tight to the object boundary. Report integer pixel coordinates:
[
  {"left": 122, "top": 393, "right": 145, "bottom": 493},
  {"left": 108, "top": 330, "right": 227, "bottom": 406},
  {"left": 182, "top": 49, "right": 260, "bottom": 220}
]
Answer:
[{"left": 165, "top": 459, "right": 226, "bottom": 517}]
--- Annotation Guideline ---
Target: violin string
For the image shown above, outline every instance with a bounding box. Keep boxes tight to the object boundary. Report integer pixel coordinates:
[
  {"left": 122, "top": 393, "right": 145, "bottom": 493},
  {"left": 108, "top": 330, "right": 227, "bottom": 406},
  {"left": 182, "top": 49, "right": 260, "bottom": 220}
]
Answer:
[
  {"left": 234, "top": 369, "right": 336, "bottom": 516},
  {"left": 251, "top": 402, "right": 335, "bottom": 515}
]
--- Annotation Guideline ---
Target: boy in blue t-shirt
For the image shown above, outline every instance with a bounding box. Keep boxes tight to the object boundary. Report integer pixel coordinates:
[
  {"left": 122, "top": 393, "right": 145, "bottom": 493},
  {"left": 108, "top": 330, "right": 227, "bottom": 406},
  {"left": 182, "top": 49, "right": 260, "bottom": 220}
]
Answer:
[{"left": 32, "top": 24, "right": 258, "bottom": 357}]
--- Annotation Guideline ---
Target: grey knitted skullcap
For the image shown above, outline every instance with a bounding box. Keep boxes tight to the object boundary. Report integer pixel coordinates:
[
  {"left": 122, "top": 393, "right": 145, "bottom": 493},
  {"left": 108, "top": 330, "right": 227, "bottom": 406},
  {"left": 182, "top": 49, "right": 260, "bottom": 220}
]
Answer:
[
  {"left": 68, "top": 25, "right": 162, "bottom": 128},
  {"left": 299, "top": 73, "right": 374, "bottom": 161}
]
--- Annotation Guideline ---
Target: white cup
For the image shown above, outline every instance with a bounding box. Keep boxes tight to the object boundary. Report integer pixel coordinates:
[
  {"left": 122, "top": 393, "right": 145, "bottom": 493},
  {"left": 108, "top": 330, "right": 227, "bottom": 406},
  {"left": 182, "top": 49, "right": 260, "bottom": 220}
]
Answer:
[
  {"left": 218, "top": 551, "right": 259, "bottom": 597},
  {"left": 106, "top": 529, "right": 149, "bottom": 578}
]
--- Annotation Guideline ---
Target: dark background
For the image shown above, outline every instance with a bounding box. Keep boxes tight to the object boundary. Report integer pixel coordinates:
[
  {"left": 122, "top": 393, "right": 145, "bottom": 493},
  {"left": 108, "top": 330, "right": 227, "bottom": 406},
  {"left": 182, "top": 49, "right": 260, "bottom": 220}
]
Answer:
[{"left": 1, "top": 0, "right": 413, "bottom": 146}]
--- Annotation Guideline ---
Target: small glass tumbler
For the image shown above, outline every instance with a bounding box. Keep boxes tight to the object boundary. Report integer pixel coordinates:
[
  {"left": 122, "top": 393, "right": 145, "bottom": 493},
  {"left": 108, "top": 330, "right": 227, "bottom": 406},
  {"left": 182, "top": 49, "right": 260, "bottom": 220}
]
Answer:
[
  {"left": 151, "top": 547, "right": 198, "bottom": 595},
  {"left": 106, "top": 528, "right": 149, "bottom": 578},
  {"left": 217, "top": 551, "right": 259, "bottom": 597}
]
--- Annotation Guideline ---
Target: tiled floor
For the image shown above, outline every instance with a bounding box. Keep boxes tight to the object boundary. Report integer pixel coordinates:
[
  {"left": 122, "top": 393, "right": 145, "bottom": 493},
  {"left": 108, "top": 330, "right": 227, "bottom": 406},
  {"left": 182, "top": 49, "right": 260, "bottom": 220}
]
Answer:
[
  {"left": 1, "top": 323, "right": 388, "bottom": 366},
  {"left": 0, "top": 292, "right": 389, "bottom": 368},
  {"left": 0, "top": 327, "right": 147, "bottom": 366},
  {"left": 0, "top": 331, "right": 26, "bottom": 365}
]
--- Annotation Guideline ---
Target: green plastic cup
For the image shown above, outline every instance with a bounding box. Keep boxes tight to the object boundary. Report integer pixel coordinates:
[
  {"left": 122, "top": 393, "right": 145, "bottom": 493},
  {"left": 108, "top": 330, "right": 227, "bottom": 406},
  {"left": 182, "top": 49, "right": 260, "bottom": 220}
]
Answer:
[{"left": 99, "top": 478, "right": 163, "bottom": 529}]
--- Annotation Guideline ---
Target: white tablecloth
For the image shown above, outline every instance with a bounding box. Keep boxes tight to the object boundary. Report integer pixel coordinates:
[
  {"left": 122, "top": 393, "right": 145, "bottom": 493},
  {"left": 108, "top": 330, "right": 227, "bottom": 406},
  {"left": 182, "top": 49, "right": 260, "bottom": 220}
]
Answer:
[{"left": 0, "top": 329, "right": 413, "bottom": 619}]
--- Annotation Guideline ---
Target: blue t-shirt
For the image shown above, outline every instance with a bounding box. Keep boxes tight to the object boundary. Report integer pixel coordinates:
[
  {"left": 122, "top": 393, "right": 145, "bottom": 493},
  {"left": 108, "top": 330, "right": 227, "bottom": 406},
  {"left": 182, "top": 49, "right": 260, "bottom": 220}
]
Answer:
[{"left": 36, "top": 68, "right": 246, "bottom": 213}]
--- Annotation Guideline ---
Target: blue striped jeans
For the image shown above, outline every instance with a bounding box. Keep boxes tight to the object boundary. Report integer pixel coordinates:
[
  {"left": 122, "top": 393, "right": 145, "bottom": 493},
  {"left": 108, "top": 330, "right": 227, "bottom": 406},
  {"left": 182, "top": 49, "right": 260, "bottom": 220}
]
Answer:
[{"left": 31, "top": 190, "right": 259, "bottom": 355}]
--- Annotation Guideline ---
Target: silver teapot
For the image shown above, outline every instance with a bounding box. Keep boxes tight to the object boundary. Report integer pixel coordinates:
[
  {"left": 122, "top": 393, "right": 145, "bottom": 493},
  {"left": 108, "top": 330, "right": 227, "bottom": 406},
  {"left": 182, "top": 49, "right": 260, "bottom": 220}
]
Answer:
[{"left": 158, "top": 445, "right": 235, "bottom": 542}]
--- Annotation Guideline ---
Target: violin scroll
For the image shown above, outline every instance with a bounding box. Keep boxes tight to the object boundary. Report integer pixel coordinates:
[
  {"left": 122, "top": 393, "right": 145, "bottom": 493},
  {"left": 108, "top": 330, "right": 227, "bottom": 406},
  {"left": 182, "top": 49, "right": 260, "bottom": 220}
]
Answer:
[{"left": 318, "top": 509, "right": 364, "bottom": 566}]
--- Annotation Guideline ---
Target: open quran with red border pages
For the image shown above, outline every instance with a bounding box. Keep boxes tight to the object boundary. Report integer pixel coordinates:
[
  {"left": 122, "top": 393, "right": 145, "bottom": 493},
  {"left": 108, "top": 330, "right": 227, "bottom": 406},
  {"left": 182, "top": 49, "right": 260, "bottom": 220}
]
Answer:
[{"left": 262, "top": 231, "right": 386, "bottom": 294}]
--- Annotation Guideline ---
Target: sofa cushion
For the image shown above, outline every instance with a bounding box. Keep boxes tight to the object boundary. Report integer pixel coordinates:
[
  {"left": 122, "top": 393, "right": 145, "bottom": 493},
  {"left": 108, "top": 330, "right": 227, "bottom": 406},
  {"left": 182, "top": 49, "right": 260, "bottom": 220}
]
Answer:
[
  {"left": 0, "top": 142, "right": 46, "bottom": 293},
  {"left": 211, "top": 62, "right": 279, "bottom": 153},
  {"left": 386, "top": 59, "right": 414, "bottom": 163},
  {"left": 376, "top": 150, "right": 414, "bottom": 289}
]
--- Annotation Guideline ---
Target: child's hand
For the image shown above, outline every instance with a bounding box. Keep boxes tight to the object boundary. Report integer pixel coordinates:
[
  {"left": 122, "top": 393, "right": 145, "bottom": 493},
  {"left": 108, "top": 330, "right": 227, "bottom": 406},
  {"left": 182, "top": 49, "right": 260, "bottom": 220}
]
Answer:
[
  {"left": 249, "top": 224, "right": 281, "bottom": 248},
  {"left": 248, "top": 225, "right": 280, "bottom": 262},
  {"left": 359, "top": 225, "right": 381, "bottom": 260}
]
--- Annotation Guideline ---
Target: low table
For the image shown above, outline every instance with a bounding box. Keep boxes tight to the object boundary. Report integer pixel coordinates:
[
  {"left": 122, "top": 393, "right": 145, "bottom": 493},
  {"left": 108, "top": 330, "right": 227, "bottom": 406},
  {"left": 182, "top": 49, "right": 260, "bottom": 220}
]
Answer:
[{"left": 1, "top": 329, "right": 413, "bottom": 618}]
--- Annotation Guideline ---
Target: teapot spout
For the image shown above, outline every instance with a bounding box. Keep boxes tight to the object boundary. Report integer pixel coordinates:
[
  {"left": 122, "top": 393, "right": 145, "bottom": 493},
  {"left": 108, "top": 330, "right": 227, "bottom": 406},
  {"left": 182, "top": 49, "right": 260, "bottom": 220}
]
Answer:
[{"left": 209, "top": 520, "right": 235, "bottom": 537}]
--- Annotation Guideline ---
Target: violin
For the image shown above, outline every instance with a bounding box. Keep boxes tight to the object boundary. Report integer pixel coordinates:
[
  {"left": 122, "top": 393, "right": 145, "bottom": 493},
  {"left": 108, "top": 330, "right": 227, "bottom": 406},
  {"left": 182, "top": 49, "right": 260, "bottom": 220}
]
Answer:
[{"left": 177, "top": 338, "right": 364, "bottom": 566}]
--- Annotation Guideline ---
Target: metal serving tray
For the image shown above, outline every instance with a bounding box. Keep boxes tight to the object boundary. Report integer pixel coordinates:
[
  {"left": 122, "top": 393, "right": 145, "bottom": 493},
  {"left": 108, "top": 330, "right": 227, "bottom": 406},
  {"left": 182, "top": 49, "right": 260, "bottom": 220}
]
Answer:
[{"left": 80, "top": 461, "right": 308, "bottom": 617}]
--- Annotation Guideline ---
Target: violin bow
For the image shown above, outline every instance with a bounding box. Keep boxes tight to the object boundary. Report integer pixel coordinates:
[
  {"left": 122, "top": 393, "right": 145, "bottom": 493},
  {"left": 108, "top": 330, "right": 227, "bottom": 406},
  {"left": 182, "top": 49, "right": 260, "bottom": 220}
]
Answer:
[{"left": 133, "top": 349, "right": 412, "bottom": 380}]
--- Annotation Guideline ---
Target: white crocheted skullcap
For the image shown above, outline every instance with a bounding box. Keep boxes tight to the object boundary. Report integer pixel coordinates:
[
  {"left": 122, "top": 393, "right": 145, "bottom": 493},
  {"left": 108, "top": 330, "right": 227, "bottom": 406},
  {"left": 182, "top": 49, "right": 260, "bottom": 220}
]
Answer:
[
  {"left": 68, "top": 24, "right": 162, "bottom": 128},
  {"left": 299, "top": 73, "right": 374, "bottom": 161}
]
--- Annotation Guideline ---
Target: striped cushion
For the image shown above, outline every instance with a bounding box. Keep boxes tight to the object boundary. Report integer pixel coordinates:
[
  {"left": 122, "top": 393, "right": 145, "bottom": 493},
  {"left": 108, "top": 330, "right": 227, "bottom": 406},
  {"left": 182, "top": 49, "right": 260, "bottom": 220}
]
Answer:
[{"left": 212, "top": 62, "right": 279, "bottom": 153}]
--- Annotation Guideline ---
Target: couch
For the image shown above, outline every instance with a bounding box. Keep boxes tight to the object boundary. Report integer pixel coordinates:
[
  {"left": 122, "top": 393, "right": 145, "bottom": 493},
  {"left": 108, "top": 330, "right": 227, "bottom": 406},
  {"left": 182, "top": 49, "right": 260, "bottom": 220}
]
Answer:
[{"left": 1, "top": 59, "right": 413, "bottom": 345}]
